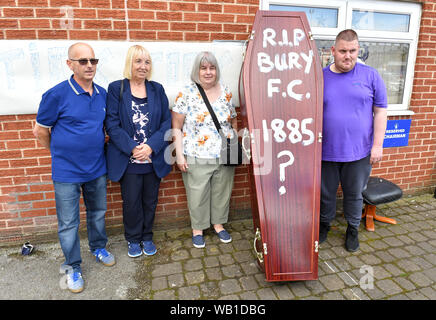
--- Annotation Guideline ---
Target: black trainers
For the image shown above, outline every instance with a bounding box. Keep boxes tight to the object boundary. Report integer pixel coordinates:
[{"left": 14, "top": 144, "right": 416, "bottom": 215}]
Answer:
[
  {"left": 319, "top": 222, "right": 330, "bottom": 244},
  {"left": 345, "top": 225, "right": 360, "bottom": 252}
]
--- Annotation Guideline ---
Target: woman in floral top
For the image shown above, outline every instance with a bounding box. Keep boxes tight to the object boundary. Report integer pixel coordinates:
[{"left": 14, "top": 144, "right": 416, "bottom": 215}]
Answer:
[{"left": 172, "top": 51, "right": 237, "bottom": 248}]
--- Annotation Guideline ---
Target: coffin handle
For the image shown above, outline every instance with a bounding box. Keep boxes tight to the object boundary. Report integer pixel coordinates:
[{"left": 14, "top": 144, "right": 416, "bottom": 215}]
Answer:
[
  {"left": 253, "top": 228, "right": 264, "bottom": 263},
  {"left": 242, "top": 127, "right": 251, "bottom": 161}
]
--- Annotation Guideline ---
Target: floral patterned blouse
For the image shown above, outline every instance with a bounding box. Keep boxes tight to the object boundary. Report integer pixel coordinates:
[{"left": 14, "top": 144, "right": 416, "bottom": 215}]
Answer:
[{"left": 172, "top": 82, "right": 237, "bottom": 159}]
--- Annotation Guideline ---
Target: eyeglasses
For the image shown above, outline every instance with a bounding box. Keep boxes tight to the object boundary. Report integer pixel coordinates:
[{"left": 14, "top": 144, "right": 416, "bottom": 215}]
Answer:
[{"left": 69, "top": 58, "right": 99, "bottom": 65}]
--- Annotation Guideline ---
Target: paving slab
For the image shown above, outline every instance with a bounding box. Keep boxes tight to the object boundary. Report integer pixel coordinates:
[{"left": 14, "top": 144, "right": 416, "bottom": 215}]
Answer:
[{"left": 0, "top": 193, "right": 435, "bottom": 302}]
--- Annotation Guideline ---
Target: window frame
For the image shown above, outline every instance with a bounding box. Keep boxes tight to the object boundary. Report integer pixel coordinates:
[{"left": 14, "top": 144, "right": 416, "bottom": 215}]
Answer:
[{"left": 259, "top": 0, "right": 422, "bottom": 115}]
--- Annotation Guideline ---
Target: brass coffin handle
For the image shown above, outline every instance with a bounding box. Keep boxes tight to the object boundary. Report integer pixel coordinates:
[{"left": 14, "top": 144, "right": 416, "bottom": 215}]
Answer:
[
  {"left": 241, "top": 127, "right": 251, "bottom": 161},
  {"left": 253, "top": 228, "right": 264, "bottom": 263}
]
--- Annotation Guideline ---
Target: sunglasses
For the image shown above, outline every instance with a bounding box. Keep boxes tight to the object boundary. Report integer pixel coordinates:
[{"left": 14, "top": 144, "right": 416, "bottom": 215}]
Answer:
[{"left": 69, "top": 58, "right": 99, "bottom": 65}]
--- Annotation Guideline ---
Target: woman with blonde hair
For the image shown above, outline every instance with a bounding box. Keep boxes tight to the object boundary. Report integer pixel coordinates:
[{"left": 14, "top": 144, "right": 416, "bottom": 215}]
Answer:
[{"left": 105, "top": 45, "right": 171, "bottom": 257}]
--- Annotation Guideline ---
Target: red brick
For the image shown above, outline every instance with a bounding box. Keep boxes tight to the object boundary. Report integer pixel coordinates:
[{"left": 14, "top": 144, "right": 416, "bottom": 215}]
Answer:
[
  {"left": 32, "top": 200, "right": 56, "bottom": 209},
  {"left": 82, "top": 0, "right": 111, "bottom": 8},
  {"left": 5, "top": 30, "right": 37, "bottom": 39},
  {"left": 171, "top": 22, "right": 196, "bottom": 32},
  {"left": 157, "top": 31, "right": 183, "bottom": 41},
  {"left": 198, "top": 3, "right": 223, "bottom": 13},
  {"left": 37, "top": 30, "right": 68, "bottom": 39},
  {"left": 198, "top": 23, "right": 222, "bottom": 32},
  {"left": 6, "top": 140, "right": 36, "bottom": 149},
  {"left": 211, "top": 32, "right": 234, "bottom": 41},
  {"left": 224, "top": 23, "right": 247, "bottom": 33},
  {"left": 126, "top": 0, "right": 140, "bottom": 9},
  {"left": 84, "top": 20, "right": 112, "bottom": 29},
  {"left": 142, "top": 21, "right": 169, "bottom": 30},
  {"left": 3, "top": 121, "right": 34, "bottom": 131},
  {"left": 22, "top": 148, "right": 50, "bottom": 158},
  {"left": 223, "top": 4, "right": 248, "bottom": 14},
  {"left": 9, "top": 159, "right": 39, "bottom": 168},
  {"left": 142, "top": 1, "right": 168, "bottom": 10},
  {"left": 69, "top": 30, "right": 99, "bottom": 40},
  {"left": 18, "top": 0, "right": 48, "bottom": 7},
  {"left": 1, "top": 185, "right": 28, "bottom": 194},
  {"left": 113, "top": 21, "right": 127, "bottom": 29},
  {"left": 211, "top": 14, "right": 235, "bottom": 23},
  {"left": 169, "top": 2, "right": 196, "bottom": 12},
  {"left": 0, "top": 0, "right": 18, "bottom": 5},
  {"left": 0, "top": 20, "right": 19, "bottom": 28},
  {"left": 20, "top": 209, "right": 47, "bottom": 218},
  {"left": 130, "top": 30, "right": 157, "bottom": 40},
  {"left": 185, "top": 32, "right": 210, "bottom": 41},
  {"left": 19, "top": 131, "right": 35, "bottom": 139},
  {"left": 35, "top": 8, "right": 64, "bottom": 18},
  {"left": 19, "top": 19, "right": 50, "bottom": 29},
  {"left": 184, "top": 12, "right": 209, "bottom": 22},
  {"left": 100, "top": 30, "right": 127, "bottom": 40},
  {"left": 25, "top": 166, "right": 52, "bottom": 175},
  {"left": 3, "top": 8, "right": 35, "bottom": 17},
  {"left": 28, "top": 184, "right": 53, "bottom": 192},
  {"left": 128, "top": 10, "right": 155, "bottom": 20},
  {"left": 0, "top": 131, "right": 19, "bottom": 141},
  {"left": 97, "top": 9, "right": 126, "bottom": 19},
  {"left": 0, "top": 150, "right": 22, "bottom": 159},
  {"left": 17, "top": 193, "right": 45, "bottom": 202}
]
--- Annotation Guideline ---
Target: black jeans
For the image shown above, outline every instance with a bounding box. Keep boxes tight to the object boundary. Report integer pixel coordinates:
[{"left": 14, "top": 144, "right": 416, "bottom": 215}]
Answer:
[
  {"left": 120, "top": 171, "right": 161, "bottom": 243},
  {"left": 320, "top": 155, "right": 372, "bottom": 228}
]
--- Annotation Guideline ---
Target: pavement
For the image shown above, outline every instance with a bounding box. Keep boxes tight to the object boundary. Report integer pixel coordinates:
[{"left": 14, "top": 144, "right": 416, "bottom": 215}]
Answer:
[{"left": 0, "top": 193, "right": 435, "bottom": 302}]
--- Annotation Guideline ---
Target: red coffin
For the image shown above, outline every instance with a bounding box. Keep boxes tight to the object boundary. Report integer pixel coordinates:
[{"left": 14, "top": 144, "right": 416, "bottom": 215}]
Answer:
[{"left": 239, "top": 10, "right": 323, "bottom": 281}]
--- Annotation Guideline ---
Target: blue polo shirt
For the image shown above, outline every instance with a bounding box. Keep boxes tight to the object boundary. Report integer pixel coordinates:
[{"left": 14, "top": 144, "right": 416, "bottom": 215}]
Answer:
[{"left": 36, "top": 75, "right": 107, "bottom": 183}]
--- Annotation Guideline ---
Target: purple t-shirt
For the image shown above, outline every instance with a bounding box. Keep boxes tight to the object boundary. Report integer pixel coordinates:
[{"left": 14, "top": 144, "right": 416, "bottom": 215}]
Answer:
[{"left": 322, "top": 63, "right": 387, "bottom": 162}]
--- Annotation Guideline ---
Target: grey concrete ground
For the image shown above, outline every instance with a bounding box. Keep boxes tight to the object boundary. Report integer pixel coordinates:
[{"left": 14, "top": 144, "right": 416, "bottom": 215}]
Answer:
[{"left": 0, "top": 193, "right": 435, "bottom": 301}]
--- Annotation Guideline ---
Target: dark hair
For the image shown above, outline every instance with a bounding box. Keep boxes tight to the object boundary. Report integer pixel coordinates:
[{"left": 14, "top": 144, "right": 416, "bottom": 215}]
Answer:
[{"left": 335, "top": 29, "right": 358, "bottom": 43}]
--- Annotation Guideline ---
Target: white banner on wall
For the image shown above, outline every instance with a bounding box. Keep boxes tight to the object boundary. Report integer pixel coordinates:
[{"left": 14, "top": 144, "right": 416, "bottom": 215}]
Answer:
[{"left": 0, "top": 40, "right": 245, "bottom": 115}]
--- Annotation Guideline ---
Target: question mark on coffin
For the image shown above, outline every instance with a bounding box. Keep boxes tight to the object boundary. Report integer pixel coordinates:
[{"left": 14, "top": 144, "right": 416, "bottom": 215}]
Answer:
[{"left": 277, "top": 150, "right": 294, "bottom": 195}]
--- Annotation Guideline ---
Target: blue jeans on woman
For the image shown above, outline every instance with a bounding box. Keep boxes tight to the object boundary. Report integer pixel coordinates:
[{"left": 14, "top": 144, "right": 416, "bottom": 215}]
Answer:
[{"left": 53, "top": 174, "right": 108, "bottom": 273}]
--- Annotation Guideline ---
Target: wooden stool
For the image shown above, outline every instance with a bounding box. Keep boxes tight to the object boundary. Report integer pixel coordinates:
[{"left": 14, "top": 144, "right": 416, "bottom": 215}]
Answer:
[{"left": 362, "top": 177, "right": 403, "bottom": 232}]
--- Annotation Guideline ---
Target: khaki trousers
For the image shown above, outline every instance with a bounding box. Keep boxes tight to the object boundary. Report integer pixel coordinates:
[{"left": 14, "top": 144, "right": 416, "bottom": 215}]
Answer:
[{"left": 182, "top": 157, "right": 235, "bottom": 230}]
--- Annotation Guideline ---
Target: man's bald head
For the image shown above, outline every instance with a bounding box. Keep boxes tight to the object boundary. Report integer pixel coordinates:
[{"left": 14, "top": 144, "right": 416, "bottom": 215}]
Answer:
[
  {"left": 66, "top": 42, "right": 97, "bottom": 86},
  {"left": 68, "top": 42, "right": 95, "bottom": 60}
]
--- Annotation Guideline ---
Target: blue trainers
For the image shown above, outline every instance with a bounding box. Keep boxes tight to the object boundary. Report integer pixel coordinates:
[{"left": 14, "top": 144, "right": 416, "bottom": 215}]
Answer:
[
  {"left": 192, "top": 235, "right": 205, "bottom": 248},
  {"left": 216, "top": 229, "right": 232, "bottom": 243},
  {"left": 92, "top": 248, "right": 115, "bottom": 266},
  {"left": 128, "top": 242, "right": 142, "bottom": 258},
  {"left": 67, "top": 270, "right": 84, "bottom": 293},
  {"left": 142, "top": 241, "right": 157, "bottom": 256}
]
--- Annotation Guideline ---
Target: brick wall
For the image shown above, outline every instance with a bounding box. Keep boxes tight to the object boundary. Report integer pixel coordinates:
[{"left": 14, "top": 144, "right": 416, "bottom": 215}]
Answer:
[{"left": 0, "top": 0, "right": 435, "bottom": 243}]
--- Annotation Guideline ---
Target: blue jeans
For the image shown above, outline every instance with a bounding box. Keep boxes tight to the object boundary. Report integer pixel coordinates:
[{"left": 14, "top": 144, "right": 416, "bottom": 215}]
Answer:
[{"left": 53, "top": 175, "right": 108, "bottom": 273}]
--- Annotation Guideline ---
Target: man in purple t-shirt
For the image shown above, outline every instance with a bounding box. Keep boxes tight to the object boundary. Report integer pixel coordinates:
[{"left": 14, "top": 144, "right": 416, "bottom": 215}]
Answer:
[{"left": 320, "top": 29, "right": 387, "bottom": 252}]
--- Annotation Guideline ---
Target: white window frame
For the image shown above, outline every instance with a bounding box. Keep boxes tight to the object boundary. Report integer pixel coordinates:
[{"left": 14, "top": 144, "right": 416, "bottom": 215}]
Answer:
[{"left": 260, "top": 0, "right": 422, "bottom": 115}]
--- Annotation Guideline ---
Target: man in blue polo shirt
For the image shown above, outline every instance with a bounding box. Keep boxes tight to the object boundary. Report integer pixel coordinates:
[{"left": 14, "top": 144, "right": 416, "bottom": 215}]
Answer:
[{"left": 33, "top": 42, "right": 115, "bottom": 293}]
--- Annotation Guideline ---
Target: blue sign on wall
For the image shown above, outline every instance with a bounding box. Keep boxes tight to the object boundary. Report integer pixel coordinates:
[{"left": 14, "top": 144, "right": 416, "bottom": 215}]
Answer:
[{"left": 383, "top": 119, "right": 412, "bottom": 148}]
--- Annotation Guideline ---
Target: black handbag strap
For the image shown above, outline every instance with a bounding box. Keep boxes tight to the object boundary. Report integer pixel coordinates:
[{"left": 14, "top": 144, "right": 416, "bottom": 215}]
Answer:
[
  {"left": 119, "top": 79, "right": 124, "bottom": 101},
  {"left": 195, "top": 82, "right": 226, "bottom": 139}
]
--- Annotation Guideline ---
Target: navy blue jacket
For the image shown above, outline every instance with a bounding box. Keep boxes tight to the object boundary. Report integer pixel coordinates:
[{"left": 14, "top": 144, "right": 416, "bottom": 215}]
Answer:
[{"left": 105, "top": 79, "right": 172, "bottom": 182}]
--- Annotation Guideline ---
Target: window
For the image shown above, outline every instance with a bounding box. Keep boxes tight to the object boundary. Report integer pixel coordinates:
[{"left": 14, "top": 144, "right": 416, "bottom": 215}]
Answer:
[{"left": 260, "top": 0, "right": 422, "bottom": 114}]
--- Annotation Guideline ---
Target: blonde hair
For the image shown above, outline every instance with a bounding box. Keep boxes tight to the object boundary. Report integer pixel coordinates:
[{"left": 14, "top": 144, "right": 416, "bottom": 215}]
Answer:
[{"left": 123, "top": 45, "right": 152, "bottom": 80}]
